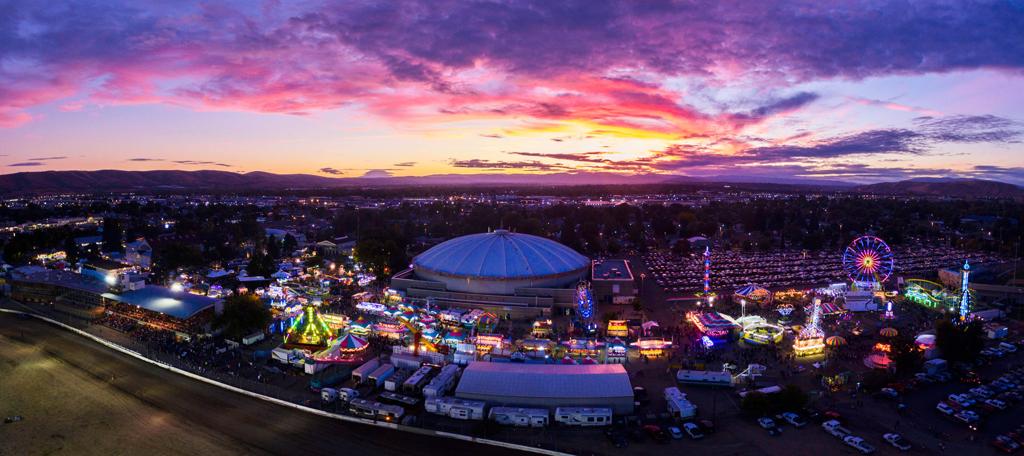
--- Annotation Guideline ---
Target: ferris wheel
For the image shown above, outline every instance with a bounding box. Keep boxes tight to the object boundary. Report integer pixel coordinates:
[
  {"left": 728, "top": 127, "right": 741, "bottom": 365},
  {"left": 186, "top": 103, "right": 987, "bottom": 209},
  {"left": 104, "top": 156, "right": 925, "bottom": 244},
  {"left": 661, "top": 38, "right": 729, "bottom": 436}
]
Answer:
[{"left": 842, "top": 235, "right": 895, "bottom": 285}]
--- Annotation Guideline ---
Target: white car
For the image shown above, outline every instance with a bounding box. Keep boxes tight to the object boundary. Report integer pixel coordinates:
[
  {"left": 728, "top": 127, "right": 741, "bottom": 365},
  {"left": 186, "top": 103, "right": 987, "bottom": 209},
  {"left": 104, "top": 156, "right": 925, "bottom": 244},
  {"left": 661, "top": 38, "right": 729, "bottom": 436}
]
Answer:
[
  {"left": 822, "top": 420, "right": 850, "bottom": 438},
  {"left": 948, "top": 394, "right": 975, "bottom": 407},
  {"left": 781, "top": 412, "right": 807, "bottom": 428},
  {"left": 757, "top": 417, "right": 777, "bottom": 429},
  {"left": 954, "top": 410, "right": 980, "bottom": 423},
  {"left": 985, "top": 398, "right": 1008, "bottom": 410},
  {"left": 883, "top": 433, "right": 912, "bottom": 451},
  {"left": 683, "top": 422, "right": 704, "bottom": 439},
  {"left": 1001, "top": 342, "right": 1018, "bottom": 353},
  {"left": 936, "top": 402, "right": 956, "bottom": 415},
  {"left": 970, "top": 387, "right": 994, "bottom": 398},
  {"left": 843, "top": 436, "right": 876, "bottom": 454}
]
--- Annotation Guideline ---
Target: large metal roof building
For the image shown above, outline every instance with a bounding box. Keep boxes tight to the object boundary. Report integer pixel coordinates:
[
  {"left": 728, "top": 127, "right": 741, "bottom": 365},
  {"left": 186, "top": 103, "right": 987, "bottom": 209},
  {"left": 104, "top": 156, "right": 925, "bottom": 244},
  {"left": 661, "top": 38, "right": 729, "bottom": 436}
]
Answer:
[
  {"left": 410, "top": 229, "right": 589, "bottom": 295},
  {"left": 454, "top": 362, "right": 634, "bottom": 414}
]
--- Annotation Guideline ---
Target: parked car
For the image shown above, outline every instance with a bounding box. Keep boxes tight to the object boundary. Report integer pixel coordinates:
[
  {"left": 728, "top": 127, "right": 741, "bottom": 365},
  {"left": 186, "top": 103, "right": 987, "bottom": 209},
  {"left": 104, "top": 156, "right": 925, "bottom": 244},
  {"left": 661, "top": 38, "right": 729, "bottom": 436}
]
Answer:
[
  {"left": 781, "top": 412, "right": 807, "bottom": 428},
  {"left": 936, "top": 402, "right": 956, "bottom": 415},
  {"left": 986, "top": 399, "right": 1009, "bottom": 410},
  {"left": 878, "top": 388, "right": 899, "bottom": 399},
  {"left": 948, "top": 394, "right": 976, "bottom": 407},
  {"left": 667, "top": 426, "right": 684, "bottom": 440},
  {"left": 993, "top": 435, "right": 1022, "bottom": 453},
  {"left": 843, "top": 436, "right": 876, "bottom": 454},
  {"left": 954, "top": 410, "right": 981, "bottom": 423},
  {"left": 642, "top": 425, "right": 669, "bottom": 444},
  {"left": 883, "top": 433, "right": 912, "bottom": 451},
  {"left": 698, "top": 419, "right": 716, "bottom": 434},
  {"left": 757, "top": 417, "right": 777, "bottom": 429},
  {"left": 682, "top": 422, "right": 704, "bottom": 439},
  {"left": 1001, "top": 342, "right": 1018, "bottom": 353}
]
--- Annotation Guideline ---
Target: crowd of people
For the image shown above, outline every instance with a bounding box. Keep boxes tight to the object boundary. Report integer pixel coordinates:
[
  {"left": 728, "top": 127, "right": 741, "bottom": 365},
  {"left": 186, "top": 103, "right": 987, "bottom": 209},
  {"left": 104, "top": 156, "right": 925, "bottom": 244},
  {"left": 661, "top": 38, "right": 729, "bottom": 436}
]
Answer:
[{"left": 644, "top": 243, "right": 1008, "bottom": 294}]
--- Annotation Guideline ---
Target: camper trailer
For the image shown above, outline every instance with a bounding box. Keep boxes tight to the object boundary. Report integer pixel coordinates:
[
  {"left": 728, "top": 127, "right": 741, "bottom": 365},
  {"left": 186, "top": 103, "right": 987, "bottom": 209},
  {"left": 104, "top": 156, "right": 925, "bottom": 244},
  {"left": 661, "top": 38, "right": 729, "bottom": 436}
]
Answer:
[
  {"left": 423, "top": 364, "right": 460, "bottom": 397},
  {"left": 378, "top": 391, "right": 421, "bottom": 408},
  {"left": 352, "top": 358, "right": 381, "bottom": 384},
  {"left": 676, "top": 369, "right": 733, "bottom": 386},
  {"left": 488, "top": 407, "right": 549, "bottom": 428},
  {"left": 425, "top": 396, "right": 487, "bottom": 421},
  {"left": 665, "top": 387, "right": 698, "bottom": 419},
  {"left": 385, "top": 370, "right": 411, "bottom": 392},
  {"left": 349, "top": 398, "right": 405, "bottom": 422},
  {"left": 554, "top": 407, "right": 613, "bottom": 427},
  {"left": 367, "top": 364, "right": 396, "bottom": 389},
  {"left": 402, "top": 365, "right": 436, "bottom": 395}
]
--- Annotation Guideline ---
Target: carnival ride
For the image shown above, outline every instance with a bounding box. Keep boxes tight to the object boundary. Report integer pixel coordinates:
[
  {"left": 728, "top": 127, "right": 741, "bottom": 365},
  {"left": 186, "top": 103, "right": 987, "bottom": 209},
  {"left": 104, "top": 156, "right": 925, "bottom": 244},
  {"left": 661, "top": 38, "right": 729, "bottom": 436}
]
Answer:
[
  {"left": 695, "top": 247, "right": 717, "bottom": 307},
  {"left": 957, "top": 259, "right": 973, "bottom": 323},
  {"left": 284, "top": 303, "right": 336, "bottom": 349},
  {"left": 735, "top": 284, "right": 771, "bottom": 307},
  {"left": 903, "top": 278, "right": 976, "bottom": 312},
  {"left": 843, "top": 235, "right": 895, "bottom": 286},
  {"left": 576, "top": 282, "right": 597, "bottom": 334},
  {"left": 793, "top": 298, "right": 825, "bottom": 356}
]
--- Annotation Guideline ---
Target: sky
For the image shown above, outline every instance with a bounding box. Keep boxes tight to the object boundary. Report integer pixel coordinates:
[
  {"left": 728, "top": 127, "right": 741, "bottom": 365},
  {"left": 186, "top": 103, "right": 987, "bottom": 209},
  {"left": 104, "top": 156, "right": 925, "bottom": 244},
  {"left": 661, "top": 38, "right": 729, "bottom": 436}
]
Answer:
[{"left": 2, "top": 0, "right": 1024, "bottom": 184}]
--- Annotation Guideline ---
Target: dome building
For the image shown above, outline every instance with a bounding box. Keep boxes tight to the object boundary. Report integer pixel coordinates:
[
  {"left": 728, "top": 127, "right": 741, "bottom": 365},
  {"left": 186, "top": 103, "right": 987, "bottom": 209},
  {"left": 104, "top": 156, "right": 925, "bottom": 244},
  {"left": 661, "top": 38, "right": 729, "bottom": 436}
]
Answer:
[{"left": 391, "top": 230, "right": 591, "bottom": 317}]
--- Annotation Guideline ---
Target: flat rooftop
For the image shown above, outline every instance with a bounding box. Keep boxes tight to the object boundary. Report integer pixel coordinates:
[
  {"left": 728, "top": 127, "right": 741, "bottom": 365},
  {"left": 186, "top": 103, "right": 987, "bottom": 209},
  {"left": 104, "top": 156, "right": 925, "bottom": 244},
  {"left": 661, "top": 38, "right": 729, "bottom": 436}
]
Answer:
[
  {"left": 12, "top": 267, "right": 108, "bottom": 294},
  {"left": 591, "top": 259, "right": 634, "bottom": 281},
  {"left": 455, "top": 363, "right": 632, "bottom": 400},
  {"left": 104, "top": 286, "right": 220, "bottom": 320}
]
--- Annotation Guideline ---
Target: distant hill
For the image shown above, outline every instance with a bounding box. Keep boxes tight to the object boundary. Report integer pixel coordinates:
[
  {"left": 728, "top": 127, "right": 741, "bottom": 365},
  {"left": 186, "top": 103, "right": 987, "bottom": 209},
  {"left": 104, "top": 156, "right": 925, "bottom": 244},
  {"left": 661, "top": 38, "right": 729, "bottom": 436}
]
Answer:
[
  {"left": 0, "top": 169, "right": 675, "bottom": 194},
  {"left": 856, "top": 178, "right": 1024, "bottom": 199}
]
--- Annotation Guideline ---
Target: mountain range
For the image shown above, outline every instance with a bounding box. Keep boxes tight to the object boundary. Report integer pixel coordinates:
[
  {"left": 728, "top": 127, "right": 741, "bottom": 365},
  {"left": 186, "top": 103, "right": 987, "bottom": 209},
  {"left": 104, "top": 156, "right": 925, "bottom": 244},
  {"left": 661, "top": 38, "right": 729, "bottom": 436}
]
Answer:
[{"left": 0, "top": 169, "right": 1020, "bottom": 198}]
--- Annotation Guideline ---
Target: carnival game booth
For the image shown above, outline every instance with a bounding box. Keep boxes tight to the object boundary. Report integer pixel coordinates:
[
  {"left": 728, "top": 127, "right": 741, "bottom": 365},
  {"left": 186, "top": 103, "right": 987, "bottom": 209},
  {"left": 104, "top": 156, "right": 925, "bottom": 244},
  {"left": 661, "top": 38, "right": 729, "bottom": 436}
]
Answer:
[
  {"left": 606, "top": 339, "right": 627, "bottom": 364},
  {"left": 735, "top": 284, "right": 772, "bottom": 308},
  {"left": 563, "top": 339, "right": 605, "bottom": 361},
  {"left": 531, "top": 319, "right": 553, "bottom": 338},
  {"left": 631, "top": 338, "right": 672, "bottom": 357},
  {"left": 687, "top": 311, "right": 740, "bottom": 342},
  {"left": 606, "top": 320, "right": 629, "bottom": 338}
]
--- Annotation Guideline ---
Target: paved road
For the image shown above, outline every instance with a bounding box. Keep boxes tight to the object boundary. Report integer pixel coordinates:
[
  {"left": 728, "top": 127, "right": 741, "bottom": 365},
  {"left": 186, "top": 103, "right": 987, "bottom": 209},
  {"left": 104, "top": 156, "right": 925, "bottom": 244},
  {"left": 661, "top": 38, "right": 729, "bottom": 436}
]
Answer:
[{"left": 0, "top": 313, "right": 528, "bottom": 456}]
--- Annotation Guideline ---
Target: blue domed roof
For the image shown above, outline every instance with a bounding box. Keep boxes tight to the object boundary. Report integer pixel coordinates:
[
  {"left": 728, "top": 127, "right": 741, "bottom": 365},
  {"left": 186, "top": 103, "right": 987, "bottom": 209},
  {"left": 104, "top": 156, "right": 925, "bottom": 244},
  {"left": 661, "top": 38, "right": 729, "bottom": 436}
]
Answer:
[{"left": 413, "top": 230, "right": 589, "bottom": 279}]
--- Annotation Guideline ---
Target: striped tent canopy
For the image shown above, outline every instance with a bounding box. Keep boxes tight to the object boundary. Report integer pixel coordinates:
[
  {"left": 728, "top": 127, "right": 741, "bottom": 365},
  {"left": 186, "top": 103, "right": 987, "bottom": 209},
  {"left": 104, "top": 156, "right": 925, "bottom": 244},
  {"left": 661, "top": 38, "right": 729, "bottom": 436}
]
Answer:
[{"left": 879, "top": 327, "right": 898, "bottom": 337}]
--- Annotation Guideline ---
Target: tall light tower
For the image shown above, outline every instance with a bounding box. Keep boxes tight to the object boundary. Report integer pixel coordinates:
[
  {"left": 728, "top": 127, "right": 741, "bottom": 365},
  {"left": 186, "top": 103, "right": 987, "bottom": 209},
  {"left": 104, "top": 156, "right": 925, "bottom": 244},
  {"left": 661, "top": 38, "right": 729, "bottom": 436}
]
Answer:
[{"left": 958, "top": 259, "right": 973, "bottom": 323}]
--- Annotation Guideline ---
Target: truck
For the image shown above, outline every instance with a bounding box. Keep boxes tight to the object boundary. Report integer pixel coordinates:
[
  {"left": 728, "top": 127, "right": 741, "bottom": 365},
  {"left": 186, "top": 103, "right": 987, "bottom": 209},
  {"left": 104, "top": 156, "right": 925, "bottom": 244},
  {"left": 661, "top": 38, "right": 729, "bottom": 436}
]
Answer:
[
  {"left": 352, "top": 358, "right": 381, "bottom": 384},
  {"left": 676, "top": 369, "right": 733, "bottom": 386},
  {"left": 423, "top": 364, "right": 460, "bottom": 397},
  {"left": 822, "top": 419, "right": 853, "bottom": 439},
  {"left": 242, "top": 331, "right": 265, "bottom": 346},
  {"left": 489, "top": 407, "right": 549, "bottom": 427},
  {"left": 554, "top": 407, "right": 612, "bottom": 426},
  {"left": 665, "top": 387, "right": 698, "bottom": 419},
  {"left": 338, "top": 387, "right": 359, "bottom": 402},
  {"left": 321, "top": 387, "right": 339, "bottom": 403},
  {"left": 309, "top": 365, "right": 352, "bottom": 391},
  {"left": 425, "top": 396, "right": 486, "bottom": 421},
  {"left": 367, "top": 363, "right": 395, "bottom": 389},
  {"left": 402, "top": 365, "right": 436, "bottom": 395}
]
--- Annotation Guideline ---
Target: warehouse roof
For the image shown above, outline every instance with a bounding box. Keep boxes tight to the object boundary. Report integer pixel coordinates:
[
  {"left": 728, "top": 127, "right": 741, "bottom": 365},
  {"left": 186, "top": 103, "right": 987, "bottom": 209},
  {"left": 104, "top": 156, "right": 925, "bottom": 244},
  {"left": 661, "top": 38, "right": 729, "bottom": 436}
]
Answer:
[
  {"left": 455, "top": 362, "right": 632, "bottom": 399},
  {"left": 104, "top": 286, "right": 220, "bottom": 320}
]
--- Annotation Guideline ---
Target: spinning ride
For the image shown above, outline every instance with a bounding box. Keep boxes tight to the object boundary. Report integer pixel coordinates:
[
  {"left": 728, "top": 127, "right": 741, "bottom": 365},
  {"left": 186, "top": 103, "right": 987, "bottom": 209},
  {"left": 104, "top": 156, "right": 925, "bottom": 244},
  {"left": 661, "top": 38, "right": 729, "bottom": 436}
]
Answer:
[{"left": 843, "top": 236, "right": 895, "bottom": 286}]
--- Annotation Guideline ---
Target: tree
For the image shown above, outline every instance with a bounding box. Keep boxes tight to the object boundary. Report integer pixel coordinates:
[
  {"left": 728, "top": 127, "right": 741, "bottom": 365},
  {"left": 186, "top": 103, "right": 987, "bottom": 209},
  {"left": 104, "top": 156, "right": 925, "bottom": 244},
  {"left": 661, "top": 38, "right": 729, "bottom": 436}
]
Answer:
[
  {"left": 282, "top": 233, "right": 298, "bottom": 254},
  {"left": 101, "top": 217, "right": 123, "bottom": 253},
  {"left": 213, "top": 294, "right": 272, "bottom": 340},
  {"left": 266, "top": 234, "right": 280, "bottom": 259},
  {"left": 935, "top": 319, "right": 984, "bottom": 363},
  {"left": 63, "top": 236, "right": 80, "bottom": 265}
]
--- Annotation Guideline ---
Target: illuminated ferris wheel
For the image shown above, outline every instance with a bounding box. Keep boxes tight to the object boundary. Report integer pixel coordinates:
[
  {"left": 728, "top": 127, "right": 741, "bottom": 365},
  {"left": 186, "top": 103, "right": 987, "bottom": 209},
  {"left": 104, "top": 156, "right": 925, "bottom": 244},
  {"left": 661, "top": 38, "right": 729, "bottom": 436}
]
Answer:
[{"left": 842, "top": 235, "right": 895, "bottom": 285}]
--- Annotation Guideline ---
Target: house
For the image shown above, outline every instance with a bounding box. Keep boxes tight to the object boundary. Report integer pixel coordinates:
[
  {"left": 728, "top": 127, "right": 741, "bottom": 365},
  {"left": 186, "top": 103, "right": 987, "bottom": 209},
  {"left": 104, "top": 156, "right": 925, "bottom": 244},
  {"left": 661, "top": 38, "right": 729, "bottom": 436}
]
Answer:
[{"left": 125, "top": 238, "right": 152, "bottom": 269}]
